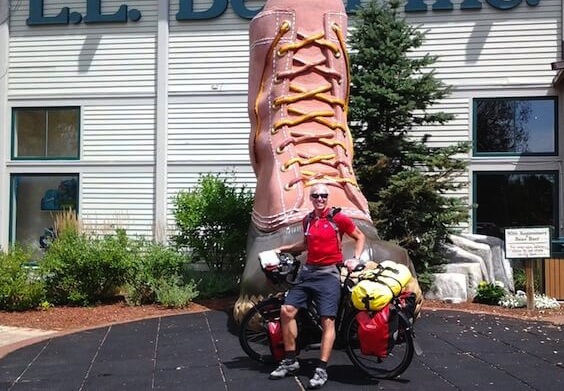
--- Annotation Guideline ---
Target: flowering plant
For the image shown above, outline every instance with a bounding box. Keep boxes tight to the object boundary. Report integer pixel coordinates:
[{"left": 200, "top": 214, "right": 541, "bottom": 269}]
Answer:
[
  {"left": 499, "top": 291, "right": 561, "bottom": 310},
  {"left": 473, "top": 281, "right": 507, "bottom": 305}
]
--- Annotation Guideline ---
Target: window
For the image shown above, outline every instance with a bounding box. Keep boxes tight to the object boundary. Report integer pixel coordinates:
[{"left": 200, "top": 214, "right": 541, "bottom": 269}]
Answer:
[
  {"left": 12, "top": 107, "right": 80, "bottom": 159},
  {"left": 474, "top": 97, "right": 557, "bottom": 155},
  {"left": 473, "top": 171, "right": 558, "bottom": 239},
  {"left": 10, "top": 174, "right": 79, "bottom": 257}
]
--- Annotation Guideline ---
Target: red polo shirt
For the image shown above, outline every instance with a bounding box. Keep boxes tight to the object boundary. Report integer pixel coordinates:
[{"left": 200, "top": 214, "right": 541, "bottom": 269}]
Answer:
[{"left": 304, "top": 208, "right": 356, "bottom": 266}]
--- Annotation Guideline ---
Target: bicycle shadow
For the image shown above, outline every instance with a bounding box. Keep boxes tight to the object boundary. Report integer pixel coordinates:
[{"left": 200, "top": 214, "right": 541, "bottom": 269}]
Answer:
[{"left": 297, "top": 357, "right": 388, "bottom": 387}]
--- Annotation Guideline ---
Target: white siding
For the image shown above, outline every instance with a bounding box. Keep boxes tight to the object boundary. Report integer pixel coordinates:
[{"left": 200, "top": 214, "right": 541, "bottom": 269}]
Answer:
[
  {"left": 82, "top": 103, "right": 155, "bottom": 161},
  {"left": 168, "top": 96, "right": 251, "bottom": 162},
  {"left": 8, "top": 0, "right": 158, "bottom": 98},
  {"left": 403, "top": 1, "right": 560, "bottom": 88},
  {"left": 167, "top": 1, "right": 351, "bottom": 94},
  {"left": 168, "top": 1, "right": 254, "bottom": 94},
  {"left": 80, "top": 172, "right": 155, "bottom": 237}
]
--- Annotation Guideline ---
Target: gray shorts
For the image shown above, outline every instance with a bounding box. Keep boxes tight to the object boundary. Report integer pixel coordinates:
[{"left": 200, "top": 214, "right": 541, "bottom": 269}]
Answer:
[{"left": 284, "top": 264, "right": 341, "bottom": 318}]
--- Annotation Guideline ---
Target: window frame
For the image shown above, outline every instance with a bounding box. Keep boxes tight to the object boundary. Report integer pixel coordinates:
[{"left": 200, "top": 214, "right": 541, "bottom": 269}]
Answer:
[
  {"left": 472, "top": 96, "right": 558, "bottom": 157},
  {"left": 11, "top": 106, "right": 81, "bottom": 160}
]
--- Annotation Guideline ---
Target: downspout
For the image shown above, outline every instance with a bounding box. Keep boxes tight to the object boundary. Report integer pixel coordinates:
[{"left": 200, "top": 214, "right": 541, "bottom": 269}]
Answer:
[
  {"left": 154, "top": 0, "right": 169, "bottom": 242},
  {"left": 0, "top": 1, "right": 9, "bottom": 249}
]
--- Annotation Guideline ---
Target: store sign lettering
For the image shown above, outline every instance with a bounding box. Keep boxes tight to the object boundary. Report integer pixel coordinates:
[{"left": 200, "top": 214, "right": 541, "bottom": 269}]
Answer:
[
  {"left": 27, "top": 0, "right": 141, "bottom": 25},
  {"left": 26, "top": 0, "right": 361, "bottom": 25},
  {"left": 26, "top": 0, "right": 541, "bottom": 26},
  {"left": 176, "top": 0, "right": 361, "bottom": 20},
  {"left": 405, "top": 0, "right": 540, "bottom": 12}
]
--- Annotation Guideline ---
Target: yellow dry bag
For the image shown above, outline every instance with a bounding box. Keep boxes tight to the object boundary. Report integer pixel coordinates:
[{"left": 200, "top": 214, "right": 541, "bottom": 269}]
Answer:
[
  {"left": 376, "top": 260, "right": 412, "bottom": 296},
  {"left": 351, "top": 260, "right": 413, "bottom": 311},
  {"left": 351, "top": 279, "right": 394, "bottom": 311}
]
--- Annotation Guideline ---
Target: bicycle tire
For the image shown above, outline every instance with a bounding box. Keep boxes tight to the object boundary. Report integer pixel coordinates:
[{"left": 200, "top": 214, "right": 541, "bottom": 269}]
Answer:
[
  {"left": 238, "top": 296, "right": 283, "bottom": 364},
  {"left": 344, "top": 310, "right": 414, "bottom": 379}
]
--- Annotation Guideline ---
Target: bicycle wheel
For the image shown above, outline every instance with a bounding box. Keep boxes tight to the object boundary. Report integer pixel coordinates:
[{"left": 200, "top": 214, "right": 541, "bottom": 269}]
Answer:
[
  {"left": 238, "top": 297, "right": 283, "bottom": 364},
  {"left": 344, "top": 311, "right": 414, "bottom": 379}
]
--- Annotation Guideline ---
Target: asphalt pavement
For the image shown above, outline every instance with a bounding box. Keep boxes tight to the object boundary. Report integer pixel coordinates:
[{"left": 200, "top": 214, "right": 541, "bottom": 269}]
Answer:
[{"left": 0, "top": 308, "right": 562, "bottom": 390}]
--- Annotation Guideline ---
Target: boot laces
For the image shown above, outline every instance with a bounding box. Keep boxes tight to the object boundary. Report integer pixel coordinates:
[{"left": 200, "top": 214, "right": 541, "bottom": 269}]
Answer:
[{"left": 255, "top": 21, "right": 359, "bottom": 192}]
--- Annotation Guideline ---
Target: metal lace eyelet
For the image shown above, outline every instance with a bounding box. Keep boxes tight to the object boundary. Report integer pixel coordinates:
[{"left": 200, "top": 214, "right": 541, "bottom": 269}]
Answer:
[
  {"left": 274, "top": 74, "right": 281, "bottom": 84},
  {"left": 277, "top": 48, "right": 285, "bottom": 57},
  {"left": 335, "top": 51, "right": 341, "bottom": 58},
  {"left": 271, "top": 128, "right": 279, "bottom": 135},
  {"left": 280, "top": 164, "right": 289, "bottom": 172},
  {"left": 284, "top": 183, "right": 294, "bottom": 191},
  {"left": 276, "top": 146, "right": 285, "bottom": 154}
]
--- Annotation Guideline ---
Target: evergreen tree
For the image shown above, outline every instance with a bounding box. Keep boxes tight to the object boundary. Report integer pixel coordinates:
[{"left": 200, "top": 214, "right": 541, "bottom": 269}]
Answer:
[{"left": 348, "top": 0, "right": 470, "bottom": 288}]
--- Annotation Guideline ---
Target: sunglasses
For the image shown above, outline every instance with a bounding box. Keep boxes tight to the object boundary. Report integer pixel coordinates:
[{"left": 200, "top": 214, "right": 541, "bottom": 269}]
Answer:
[{"left": 311, "top": 193, "right": 328, "bottom": 199}]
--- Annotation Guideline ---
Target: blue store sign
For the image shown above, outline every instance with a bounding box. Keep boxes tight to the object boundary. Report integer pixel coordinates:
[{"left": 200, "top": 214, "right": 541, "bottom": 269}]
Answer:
[
  {"left": 26, "top": 0, "right": 542, "bottom": 26},
  {"left": 404, "top": 0, "right": 540, "bottom": 12}
]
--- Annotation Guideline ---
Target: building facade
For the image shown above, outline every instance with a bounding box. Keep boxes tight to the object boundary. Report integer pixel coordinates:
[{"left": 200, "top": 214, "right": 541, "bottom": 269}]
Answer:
[{"left": 0, "top": 0, "right": 562, "bottom": 260}]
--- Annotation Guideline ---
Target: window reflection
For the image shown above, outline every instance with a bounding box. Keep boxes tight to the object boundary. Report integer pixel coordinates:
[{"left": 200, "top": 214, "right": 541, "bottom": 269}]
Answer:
[
  {"left": 475, "top": 98, "right": 556, "bottom": 155},
  {"left": 11, "top": 174, "right": 79, "bottom": 259},
  {"left": 14, "top": 107, "right": 79, "bottom": 159},
  {"left": 474, "top": 172, "right": 557, "bottom": 239}
]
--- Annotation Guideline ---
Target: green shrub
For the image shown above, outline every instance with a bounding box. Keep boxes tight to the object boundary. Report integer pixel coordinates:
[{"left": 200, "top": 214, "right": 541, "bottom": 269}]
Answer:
[
  {"left": 124, "top": 242, "right": 191, "bottom": 306},
  {"left": 0, "top": 246, "right": 45, "bottom": 311},
  {"left": 473, "top": 281, "right": 507, "bottom": 305},
  {"left": 188, "top": 270, "right": 240, "bottom": 299},
  {"left": 172, "top": 173, "right": 253, "bottom": 275},
  {"left": 155, "top": 276, "right": 199, "bottom": 308},
  {"left": 41, "top": 228, "right": 134, "bottom": 306}
]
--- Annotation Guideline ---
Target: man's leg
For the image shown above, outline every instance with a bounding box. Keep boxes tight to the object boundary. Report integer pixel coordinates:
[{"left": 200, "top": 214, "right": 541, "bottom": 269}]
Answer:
[
  {"left": 281, "top": 304, "right": 299, "bottom": 352},
  {"left": 319, "top": 316, "right": 336, "bottom": 363},
  {"left": 269, "top": 304, "right": 301, "bottom": 380},
  {"left": 307, "top": 316, "right": 334, "bottom": 389}
]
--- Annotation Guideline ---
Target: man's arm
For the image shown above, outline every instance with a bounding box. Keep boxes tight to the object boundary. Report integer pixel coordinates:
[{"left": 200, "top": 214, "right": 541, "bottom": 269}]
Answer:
[
  {"left": 278, "top": 238, "right": 307, "bottom": 255},
  {"left": 347, "top": 226, "right": 365, "bottom": 261}
]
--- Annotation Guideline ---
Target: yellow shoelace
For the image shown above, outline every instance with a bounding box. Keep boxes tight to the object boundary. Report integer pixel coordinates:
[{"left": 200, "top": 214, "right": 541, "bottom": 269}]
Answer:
[{"left": 254, "top": 21, "right": 359, "bottom": 191}]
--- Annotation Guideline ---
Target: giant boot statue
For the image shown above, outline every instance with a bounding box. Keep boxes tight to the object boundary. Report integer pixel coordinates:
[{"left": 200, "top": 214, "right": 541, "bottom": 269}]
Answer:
[{"left": 234, "top": 0, "right": 423, "bottom": 323}]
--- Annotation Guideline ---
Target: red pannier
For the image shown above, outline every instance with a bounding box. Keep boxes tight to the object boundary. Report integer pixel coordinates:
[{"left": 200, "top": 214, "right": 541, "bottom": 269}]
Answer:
[
  {"left": 355, "top": 291, "right": 416, "bottom": 358},
  {"left": 267, "top": 320, "right": 285, "bottom": 362},
  {"left": 356, "top": 303, "right": 399, "bottom": 358}
]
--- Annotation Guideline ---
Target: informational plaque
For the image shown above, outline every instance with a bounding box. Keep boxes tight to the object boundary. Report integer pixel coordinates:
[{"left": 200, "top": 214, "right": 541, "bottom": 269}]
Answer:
[{"left": 504, "top": 227, "right": 551, "bottom": 259}]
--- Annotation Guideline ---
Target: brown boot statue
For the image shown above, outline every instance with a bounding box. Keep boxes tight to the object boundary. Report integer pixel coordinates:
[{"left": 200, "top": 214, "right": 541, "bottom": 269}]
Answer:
[{"left": 234, "top": 0, "right": 423, "bottom": 323}]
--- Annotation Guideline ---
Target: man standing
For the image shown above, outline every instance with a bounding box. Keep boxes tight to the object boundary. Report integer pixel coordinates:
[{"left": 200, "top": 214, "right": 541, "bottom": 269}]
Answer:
[{"left": 270, "top": 183, "right": 365, "bottom": 389}]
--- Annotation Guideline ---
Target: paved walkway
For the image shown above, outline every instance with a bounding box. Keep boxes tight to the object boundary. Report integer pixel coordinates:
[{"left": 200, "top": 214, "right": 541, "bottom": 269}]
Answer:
[
  {"left": 0, "top": 326, "right": 56, "bottom": 351},
  {"left": 0, "top": 309, "right": 562, "bottom": 390}
]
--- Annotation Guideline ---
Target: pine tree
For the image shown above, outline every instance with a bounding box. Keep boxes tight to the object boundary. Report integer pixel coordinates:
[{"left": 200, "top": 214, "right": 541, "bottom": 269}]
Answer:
[{"left": 348, "top": 0, "right": 470, "bottom": 287}]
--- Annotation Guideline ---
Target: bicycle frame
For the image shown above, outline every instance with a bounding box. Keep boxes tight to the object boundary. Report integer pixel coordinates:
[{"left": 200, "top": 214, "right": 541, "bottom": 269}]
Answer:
[
  {"left": 290, "top": 267, "right": 358, "bottom": 352},
  {"left": 239, "top": 260, "right": 417, "bottom": 379}
]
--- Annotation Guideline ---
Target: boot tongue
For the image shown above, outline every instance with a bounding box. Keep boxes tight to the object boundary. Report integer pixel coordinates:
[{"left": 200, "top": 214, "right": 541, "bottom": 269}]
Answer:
[{"left": 262, "top": 0, "right": 346, "bottom": 25}]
